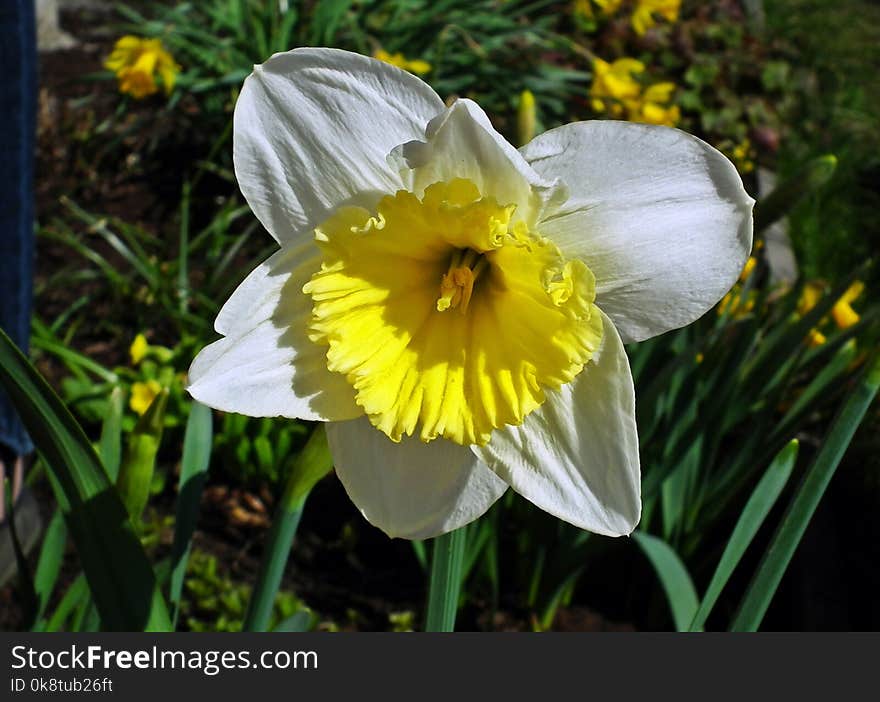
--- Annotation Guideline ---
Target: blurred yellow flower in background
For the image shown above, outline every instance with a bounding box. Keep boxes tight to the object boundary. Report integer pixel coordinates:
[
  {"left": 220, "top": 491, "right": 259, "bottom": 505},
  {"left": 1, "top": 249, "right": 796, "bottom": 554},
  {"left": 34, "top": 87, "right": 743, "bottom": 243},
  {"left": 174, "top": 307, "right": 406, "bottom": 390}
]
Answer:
[
  {"left": 717, "top": 255, "right": 758, "bottom": 318},
  {"left": 631, "top": 0, "right": 681, "bottom": 35},
  {"left": 797, "top": 279, "right": 866, "bottom": 346},
  {"left": 129, "top": 333, "right": 149, "bottom": 365},
  {"left": 574, "top": 0, "right": 623, "bottom": 21},
  {"left": 596, "top": 0, "right": 624, "bottom": 12},
  {"left": 731, "top": 138, "right": 755, "bottom": 173},
  {"left": 718, "top": 289, "right": 755, "bottom": 318},
  {"left": 797, "top": 281, "right": 824, "bottom": 317},
  {"left": 739, "top": 256, "right": 758, "bottom": 282},
  {"left": 627, "top": 81, "right": 680, "bottom": 126},
  {"left": 105, "top": 36, "right": 180, "bottom": 99},
  {"left": 130, "top": 380, "right": 162, "bottom": 415},
  {"left": 832, "top": 281, "right": 864, "bottom": 329},
  {"left": 591, "top": 58, "right": 680, "bottom": 126},
  {"left": 373, "top": 48, "right": 431, "bottom": 75},
  {"left": 590, "top": 57, "right": 644, "bottom": 116}
]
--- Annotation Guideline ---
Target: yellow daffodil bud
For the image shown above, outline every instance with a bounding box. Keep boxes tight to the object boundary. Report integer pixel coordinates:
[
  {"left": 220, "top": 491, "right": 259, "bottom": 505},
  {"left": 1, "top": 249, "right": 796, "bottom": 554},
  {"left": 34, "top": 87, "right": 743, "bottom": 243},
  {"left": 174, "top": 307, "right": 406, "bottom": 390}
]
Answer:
[{"left": 517, "top": 89, "right": 537, "bottom": 146}]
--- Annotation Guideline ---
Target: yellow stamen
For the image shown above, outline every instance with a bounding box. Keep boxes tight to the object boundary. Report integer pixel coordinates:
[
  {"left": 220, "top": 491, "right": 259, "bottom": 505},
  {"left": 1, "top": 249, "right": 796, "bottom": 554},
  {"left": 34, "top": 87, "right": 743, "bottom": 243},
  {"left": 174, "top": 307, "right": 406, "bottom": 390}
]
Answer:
[{"left": 437, "top": 249, "right": 487, "bottom": 313}]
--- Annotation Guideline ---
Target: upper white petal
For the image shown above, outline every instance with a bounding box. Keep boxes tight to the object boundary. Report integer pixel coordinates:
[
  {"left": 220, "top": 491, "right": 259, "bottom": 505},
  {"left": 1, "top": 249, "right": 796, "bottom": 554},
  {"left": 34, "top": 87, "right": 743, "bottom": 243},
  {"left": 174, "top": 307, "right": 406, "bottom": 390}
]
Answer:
[
  {"left": 391, "top": 98, "right": 566, "bottom": 226},
  {"left": 473, "top": 309, "right": 640, "bottom": 537},
  {"left": 187, "top": 240, "right": 361, "bottom": 421},
  {"left": 327, "top": 417, "right": 508, "bottom": 540},
  {"left": 233, "top": 47, "right": 445, "bottom": 244},
  {"left": 522, "top": 120, "right": 754, "bottom": 343}
]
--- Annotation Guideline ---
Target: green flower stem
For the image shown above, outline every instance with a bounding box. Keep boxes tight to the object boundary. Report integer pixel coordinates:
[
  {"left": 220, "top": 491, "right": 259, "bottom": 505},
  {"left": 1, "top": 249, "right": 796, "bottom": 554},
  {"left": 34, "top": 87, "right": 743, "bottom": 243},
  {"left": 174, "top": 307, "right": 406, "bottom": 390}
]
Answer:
[
  {"left": 425, "top": 526, "right": 468, "bottom": 632},
  {"left": 242, "top": 425, "right": 333, "bottom": 632},
  {"left": 731, "top": 353, "right": 880, "bottom": 631}
]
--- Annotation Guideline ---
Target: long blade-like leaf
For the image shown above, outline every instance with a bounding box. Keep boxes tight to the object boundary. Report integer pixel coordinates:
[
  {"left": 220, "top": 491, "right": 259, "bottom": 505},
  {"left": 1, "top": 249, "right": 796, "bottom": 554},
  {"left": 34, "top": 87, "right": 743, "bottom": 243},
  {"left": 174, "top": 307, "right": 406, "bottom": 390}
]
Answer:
[
  {"left": 98, "top": 387, "right": 126, "bottom": 482},
  {"left": 0, "top": 328, "right": 171, "bottom": 631},
  {"left": 169, "top": 401, "right": 212, "bottom": 627},
  {"left": 633, "top": 531, "right": 699, "bottom": 631},
  {"left": 731, "top": 355, "right": 880, "bottom": 631},
  {"left": 32, "top": 509, "right": 67, "bottom": 627},
  {"left": 689, "top": 440, "right": 799, "bottom": 631}
]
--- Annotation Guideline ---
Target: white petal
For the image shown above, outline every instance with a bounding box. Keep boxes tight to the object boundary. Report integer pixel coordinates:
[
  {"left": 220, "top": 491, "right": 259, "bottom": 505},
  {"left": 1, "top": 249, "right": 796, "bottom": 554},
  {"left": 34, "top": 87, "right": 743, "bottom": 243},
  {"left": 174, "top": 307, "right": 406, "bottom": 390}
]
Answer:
[
  {"left": 327, "top": 417, "right": 508, "bottom": 540},
  {"left": 474, "top": 310, "right": 640, "bottom": 537},
  {"left": 391, "top": 98, "right": 566, "bottom": 226},
  {"left": 234, "top": 48, "right": 445, "bottom": 244},
  {"left": 187, "top": 240, "right": 360, "bottom": 421},
  {"left": 522, "top": 121, "right": 754, "bottom": 343}
]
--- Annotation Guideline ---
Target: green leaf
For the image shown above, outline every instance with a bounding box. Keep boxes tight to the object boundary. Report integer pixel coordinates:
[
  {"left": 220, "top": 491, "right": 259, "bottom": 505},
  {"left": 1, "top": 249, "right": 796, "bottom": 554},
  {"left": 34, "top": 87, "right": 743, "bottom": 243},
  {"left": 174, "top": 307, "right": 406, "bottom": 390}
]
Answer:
[
  {"left": 633, "top": 531, "right": 700, "bottom": 631},
  {"left": 411, "top": 539, "right": 428, "bottom": 572},
  {"left": 425, "top": 526, "right": 467, "bottom": 632},
  {"left": 769, "top": 340, "right": 857, "bottom": 445},
  {"left": 310, "top": 0, "right": 355, "bottom": 44},
  {"left": 98, "top": 387, "right": 126, "bottom": 482},
  {"left": 45, "top": 573, "right": 89, "bottom": 632},
  {"left": 689, "top": 440, "right": 799, "bottom": 631},
  {"left": 169, "top": 401, "right": 212, "bottom": 628},
  {"left": 243, "top": 426, "right": 333, "bottom": 632},
  {"left": 273, "top": 610, "right": 314, "bottom": 632},
  {"left": 32, "top": 509, "right": 68, "bottom": 626},
  {"left": 0, "top": 327, "right": 171, "bottom": 631},
  {"left": 731, "top": 355, "right": 880, "bottom": 631}
]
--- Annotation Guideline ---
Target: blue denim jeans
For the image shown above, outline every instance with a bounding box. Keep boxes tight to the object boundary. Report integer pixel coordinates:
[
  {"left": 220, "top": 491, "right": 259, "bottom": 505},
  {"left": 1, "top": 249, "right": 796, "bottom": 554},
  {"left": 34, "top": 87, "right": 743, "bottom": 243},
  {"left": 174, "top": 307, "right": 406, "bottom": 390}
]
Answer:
[{"left": 0, "top": 0, "right": 36, "bottom": 457}]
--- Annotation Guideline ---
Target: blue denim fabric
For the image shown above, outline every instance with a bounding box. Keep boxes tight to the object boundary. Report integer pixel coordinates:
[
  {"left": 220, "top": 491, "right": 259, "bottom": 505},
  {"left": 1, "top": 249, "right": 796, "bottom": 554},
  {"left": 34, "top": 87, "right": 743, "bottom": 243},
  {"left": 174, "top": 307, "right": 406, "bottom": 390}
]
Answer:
[{"left": 0, "top": 0, "right": 36, "bottom": 457}]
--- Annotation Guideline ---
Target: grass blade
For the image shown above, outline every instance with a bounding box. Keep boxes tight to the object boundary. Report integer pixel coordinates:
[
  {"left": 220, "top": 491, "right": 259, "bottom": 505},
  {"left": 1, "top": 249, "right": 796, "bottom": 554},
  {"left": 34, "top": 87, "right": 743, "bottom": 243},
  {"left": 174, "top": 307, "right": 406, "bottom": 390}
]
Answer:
[
  {"left": 45, "top": 573, "right": 89, "bottom": 632},
  {"left": 0, "top": 327, "right": 171, "bottom": 631},
  {"left": 731, "top": 355, "right": 880, "bottom": 631},
  {"left": 98, "top": 387, "right": 126, "bottom": 482},
  {"left": 633, "top": 531, "right": 699, "bottom": 631},
  {"left": 169, "top": 401, "right": 212, "bottom": 627},
  {"left": 689, "top": 440, "right": 799, "bottom": 631},
  {"left": 272, "top": 610, "right": 314, "bottom": 632},
  {"left": 32, "top": 509, "right": 68, "bottom": 626}
]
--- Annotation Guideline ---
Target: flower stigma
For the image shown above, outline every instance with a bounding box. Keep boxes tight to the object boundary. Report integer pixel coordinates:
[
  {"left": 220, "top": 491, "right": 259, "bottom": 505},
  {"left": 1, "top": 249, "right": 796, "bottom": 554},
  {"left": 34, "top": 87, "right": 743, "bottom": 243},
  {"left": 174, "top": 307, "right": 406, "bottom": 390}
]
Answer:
[
  {"left": 436, "top": 248, "right": 488, "bottom": 313},
  {"left": 303, "top": 178, "right": 603, "bottom": 447}
]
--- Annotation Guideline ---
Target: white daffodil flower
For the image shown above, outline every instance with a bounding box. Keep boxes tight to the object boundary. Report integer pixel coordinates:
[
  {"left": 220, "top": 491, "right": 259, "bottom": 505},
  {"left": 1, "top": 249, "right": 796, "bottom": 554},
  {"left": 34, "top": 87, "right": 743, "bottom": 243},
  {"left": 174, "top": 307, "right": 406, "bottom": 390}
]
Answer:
[{"left": 188, "top": 48, "right": 754, "bottom": 540}]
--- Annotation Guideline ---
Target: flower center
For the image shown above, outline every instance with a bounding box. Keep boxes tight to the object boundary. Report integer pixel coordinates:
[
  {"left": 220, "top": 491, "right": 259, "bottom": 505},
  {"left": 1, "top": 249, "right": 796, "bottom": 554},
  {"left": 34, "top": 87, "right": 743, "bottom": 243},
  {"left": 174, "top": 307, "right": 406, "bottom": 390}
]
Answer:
[
  {"left": 303, "top": 178, "right": 603, "bottom": 446},
  {"left": 437, "top": 248, "right": 488, "bottom": 313}
]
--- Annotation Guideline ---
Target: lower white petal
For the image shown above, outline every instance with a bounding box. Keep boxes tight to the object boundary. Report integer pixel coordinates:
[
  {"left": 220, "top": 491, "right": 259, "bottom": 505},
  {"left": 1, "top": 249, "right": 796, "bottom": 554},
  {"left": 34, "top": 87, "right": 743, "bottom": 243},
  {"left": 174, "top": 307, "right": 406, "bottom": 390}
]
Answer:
[
  {"left": 474, "top": 309, "right": 640, "bottom": 537},
  {"left": 522, "top": 120, "right": 753, "bottom": 343},
  {"left": 327, "top": 417, "right": 508, "bottom": 539},
  {"left": 188, "top": 241, "right": 360, "bottom": 421}
]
